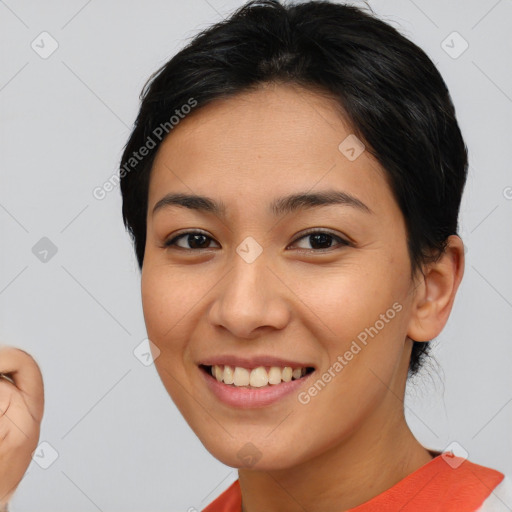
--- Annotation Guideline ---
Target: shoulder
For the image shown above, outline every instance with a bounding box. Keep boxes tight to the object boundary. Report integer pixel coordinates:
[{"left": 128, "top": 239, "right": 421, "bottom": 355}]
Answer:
[
  {"left": 475, "top": 474, "right": 512, "bottom": 512},
  {"left": 202, "top": 479, "right": 241, "bottom": 512}
]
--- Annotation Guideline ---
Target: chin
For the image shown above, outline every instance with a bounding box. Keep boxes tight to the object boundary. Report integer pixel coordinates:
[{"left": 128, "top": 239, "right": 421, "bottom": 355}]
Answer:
[{"left": 201, "top": 437, "right": 304, "bottom": 471}]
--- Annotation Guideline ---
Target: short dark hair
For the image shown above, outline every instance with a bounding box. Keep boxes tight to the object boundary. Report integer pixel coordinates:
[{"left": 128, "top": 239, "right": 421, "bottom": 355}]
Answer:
[{"left": 120, "top": 0, "right": 468, "bottom": 375}]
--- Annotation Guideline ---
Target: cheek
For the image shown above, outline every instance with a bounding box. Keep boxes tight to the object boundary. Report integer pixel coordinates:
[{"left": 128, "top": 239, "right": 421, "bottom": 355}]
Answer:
[
  {"left": 141, "top": 268, "right": 198, "bottom": 408},
  {"left": 295, "top": 263, "right": 406, "bottom": 339},
  {"left": 140, "top": 273, "right": 168, "bottom": 339},
  {"left": 141, "top": 263, "right": 200, "bottom": 340},
  {"left": 294, "top": 261, "right": 411, "bottom": 391},
  {"left": 140, "top": 267, "right": 194, "bottom": 385}
]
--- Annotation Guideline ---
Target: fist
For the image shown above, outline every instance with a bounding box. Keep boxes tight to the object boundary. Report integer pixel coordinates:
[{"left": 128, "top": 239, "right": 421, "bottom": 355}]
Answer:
[{"left": 0, "top": 346, "right": 44, "bottom": 505}]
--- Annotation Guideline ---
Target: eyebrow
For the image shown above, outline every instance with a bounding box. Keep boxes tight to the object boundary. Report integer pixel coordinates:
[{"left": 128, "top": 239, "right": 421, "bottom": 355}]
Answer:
[{"left": 152, "top": 190, "right": 373, "bottom": 218}]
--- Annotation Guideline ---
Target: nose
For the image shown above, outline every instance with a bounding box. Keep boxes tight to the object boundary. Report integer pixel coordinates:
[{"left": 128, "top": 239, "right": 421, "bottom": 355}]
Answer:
[{"left": 207, "top": 249, "right": 291, "bottom": 339}]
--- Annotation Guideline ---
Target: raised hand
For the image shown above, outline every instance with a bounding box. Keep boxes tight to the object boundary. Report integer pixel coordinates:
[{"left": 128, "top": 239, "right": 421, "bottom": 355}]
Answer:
[{"left": 0, "top": 346, "right": 44, "bottom": 507}]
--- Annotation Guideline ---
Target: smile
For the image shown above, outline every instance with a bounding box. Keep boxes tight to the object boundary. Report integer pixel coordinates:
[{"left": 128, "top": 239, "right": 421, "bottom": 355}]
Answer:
[
  {"left": 199, "top": 364, "right": 316, "bottom": 408},
  {"left": 201, "top": 364, "right": 315, "bottom": 388}
]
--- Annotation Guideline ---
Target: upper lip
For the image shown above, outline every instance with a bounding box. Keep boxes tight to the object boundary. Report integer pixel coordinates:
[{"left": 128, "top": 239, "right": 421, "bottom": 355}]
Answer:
[{"left": 198, "top": 355, "right": 315, "bottom": 370}]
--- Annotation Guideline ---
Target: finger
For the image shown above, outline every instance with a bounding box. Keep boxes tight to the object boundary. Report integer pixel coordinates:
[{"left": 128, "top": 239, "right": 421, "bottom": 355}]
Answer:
[
  {"left": 0, "top": 373, "right": 14, "bottom": 385},
  {"left": 0, "top": 346, "right": 44, "bottom": 423}
]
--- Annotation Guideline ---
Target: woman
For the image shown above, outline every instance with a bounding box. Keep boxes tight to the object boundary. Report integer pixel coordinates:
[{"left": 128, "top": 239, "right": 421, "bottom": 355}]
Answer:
[
  {"left": 1, "top": 1, "right": 510, "bottom": 510},
  {"left": 118, "top": 1, "right": 511, "bottom": 510}
]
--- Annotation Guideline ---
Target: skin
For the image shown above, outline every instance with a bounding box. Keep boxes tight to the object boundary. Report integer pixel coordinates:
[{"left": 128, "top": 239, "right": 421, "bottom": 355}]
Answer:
[
  {"left": 0, "top": 346, "right": 44, "bottom": 507},
  {"left": 142, "top": 82, "right": 464, "bottom": 511}
]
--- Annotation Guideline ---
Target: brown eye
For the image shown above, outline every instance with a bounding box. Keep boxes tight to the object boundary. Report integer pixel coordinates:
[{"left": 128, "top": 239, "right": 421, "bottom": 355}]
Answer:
[
  {"left": 290, "top": 230, "right": 350, "bottom": 251},
  {"left": 164, "top": 231, "right": 220, "bottom": 250}
]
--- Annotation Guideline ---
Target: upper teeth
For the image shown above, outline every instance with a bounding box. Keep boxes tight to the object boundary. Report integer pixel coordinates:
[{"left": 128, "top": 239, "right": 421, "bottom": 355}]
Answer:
[{"left": 210, "top": 365, "right": 308, "bottom": 387}]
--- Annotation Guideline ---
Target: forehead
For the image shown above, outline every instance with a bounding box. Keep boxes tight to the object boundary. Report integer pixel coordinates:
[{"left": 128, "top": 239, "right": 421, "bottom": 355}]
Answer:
[{"left": 148, "top": 83, "right": 392, "bottom": 215}]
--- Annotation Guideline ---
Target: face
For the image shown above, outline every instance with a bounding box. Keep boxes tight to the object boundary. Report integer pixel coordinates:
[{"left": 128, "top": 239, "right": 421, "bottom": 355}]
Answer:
[{"left": 141, "top": 83, "right": 420, "bottom": 470}]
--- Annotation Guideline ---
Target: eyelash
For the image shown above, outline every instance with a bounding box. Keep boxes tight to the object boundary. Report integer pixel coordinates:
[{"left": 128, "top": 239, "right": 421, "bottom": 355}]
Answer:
[{"left": 163, "top": 229, "right": 351, "bottom": 253}]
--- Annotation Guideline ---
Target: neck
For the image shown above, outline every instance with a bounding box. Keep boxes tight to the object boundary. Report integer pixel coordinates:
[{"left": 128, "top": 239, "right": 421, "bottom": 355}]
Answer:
[
  {"left": 239, "top": 414, "right": 433, "bottom": 512},
  {"left": 237, "top": 356, "right": 434, "bottom": 512}
]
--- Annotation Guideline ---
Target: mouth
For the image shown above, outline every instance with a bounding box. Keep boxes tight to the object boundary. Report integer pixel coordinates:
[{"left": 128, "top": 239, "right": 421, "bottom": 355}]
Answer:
[{"left": 199, "top": 364, "right": 315, "bottom": 389}]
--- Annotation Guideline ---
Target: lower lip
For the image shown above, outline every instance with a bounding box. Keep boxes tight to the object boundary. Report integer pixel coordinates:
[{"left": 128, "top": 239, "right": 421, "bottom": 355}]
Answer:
[{"left": 200, "top": 367, "right": 315, "bottom": 408}]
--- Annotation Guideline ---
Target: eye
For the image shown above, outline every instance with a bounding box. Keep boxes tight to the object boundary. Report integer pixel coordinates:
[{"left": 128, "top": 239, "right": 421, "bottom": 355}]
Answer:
[
  {"left": 164, "top": 230, "right": 219, "bottom": 250},
  {"left": 289, "top": 229, "right": 350, "bottom": 252},
  {"left": 163, "top": 229, "right": 350, "bottom": 252}
]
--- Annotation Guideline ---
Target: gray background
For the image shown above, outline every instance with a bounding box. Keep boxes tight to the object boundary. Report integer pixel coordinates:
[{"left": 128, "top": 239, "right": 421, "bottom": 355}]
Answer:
[{"left": 1, "top": 0, "right": 511, "bottom": 510}]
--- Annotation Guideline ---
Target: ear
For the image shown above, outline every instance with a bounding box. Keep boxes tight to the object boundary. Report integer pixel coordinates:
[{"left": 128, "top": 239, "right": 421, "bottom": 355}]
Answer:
[{"left": 407, "top": 235, "right": 465, "bottom": 342}]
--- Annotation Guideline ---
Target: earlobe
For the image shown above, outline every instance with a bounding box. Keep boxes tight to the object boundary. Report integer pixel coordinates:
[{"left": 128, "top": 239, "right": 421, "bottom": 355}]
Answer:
[{"left": 407, "top": 235, "right": 465, "bottom": 342}]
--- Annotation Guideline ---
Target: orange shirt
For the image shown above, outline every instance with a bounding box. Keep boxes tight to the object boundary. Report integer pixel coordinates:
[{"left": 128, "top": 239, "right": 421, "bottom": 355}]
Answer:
[{"left": 202, "top": 453, "right": 505, "bottom": 512}]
